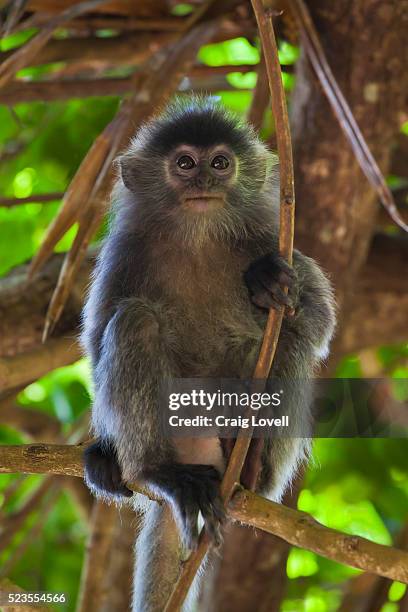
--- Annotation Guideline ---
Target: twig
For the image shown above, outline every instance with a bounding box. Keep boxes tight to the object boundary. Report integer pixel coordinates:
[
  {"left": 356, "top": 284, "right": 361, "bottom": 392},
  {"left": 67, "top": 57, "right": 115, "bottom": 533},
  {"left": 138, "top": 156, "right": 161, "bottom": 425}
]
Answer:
[
  {"left": 0, "top": 193, "right": 63, "bottom": 207},
  {"left": 1, "top": 0, "right": 28, "bottom": 37},
  {"left": 0, "top": 474, "right": 27, "bottom": 507},
  {"left": 163, "top": 2, "right": 295, "bottom": 608},
  {"left": 0, "top": 0, "right": 112, "bottom": 89},
  {"left": 289, "top": 0, "right": 408, "bottom": 233},
  {"left": 1, "top": 444, "right": 408, "bottom": 585},
  {"left": 101, "top": 506, "right": 137, "bottom": 612}
]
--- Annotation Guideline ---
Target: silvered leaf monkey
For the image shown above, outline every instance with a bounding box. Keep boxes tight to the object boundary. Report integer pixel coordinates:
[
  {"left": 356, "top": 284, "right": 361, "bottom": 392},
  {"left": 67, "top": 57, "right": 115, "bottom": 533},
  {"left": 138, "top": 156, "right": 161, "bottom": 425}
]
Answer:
[{"left": 82, "top": 97, "right": 336, "bottom": 610}]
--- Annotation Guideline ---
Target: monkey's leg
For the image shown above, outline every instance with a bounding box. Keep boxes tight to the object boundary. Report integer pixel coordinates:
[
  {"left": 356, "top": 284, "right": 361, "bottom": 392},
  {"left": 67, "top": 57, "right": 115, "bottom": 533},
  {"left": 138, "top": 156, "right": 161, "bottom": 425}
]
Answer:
[{"left": 90, "top": 298, "right": 225, "bottom": 548}]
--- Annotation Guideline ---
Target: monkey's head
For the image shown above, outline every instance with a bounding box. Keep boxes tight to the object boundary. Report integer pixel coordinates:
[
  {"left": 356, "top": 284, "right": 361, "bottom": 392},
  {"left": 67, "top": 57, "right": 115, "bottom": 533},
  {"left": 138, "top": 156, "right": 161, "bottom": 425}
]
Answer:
[{"left": 118, "top": 96, "right": 278, "bottom": 242}]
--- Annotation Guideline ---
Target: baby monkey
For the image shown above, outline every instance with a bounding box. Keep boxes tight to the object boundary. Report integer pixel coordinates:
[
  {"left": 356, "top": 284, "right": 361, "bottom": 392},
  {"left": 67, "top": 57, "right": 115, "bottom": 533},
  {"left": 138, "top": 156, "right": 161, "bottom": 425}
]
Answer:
[{"left": 82, "top": 97, "right": 336, "bottom": 610}]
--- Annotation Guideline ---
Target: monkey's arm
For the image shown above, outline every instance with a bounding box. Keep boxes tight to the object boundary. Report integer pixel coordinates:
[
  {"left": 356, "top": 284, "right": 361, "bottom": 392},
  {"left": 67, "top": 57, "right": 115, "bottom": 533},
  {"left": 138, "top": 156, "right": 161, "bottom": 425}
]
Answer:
[
  {"left": 244, "top": 249, "right": 336, "bottom": 498},
  {"left": 84, "top": 297, "right": 224, "bottom": 548}
]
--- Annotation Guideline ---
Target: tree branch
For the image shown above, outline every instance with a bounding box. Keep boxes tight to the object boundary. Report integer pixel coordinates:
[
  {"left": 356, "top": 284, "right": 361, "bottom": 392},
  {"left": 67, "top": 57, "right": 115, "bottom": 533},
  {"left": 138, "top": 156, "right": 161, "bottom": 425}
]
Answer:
[
  {"left": 0, "top": 337, "right": 81, "bottom": 394},
  {"left": 0, "top": 443, "right": 408, "bottom": 584},
  {"left": 0, "top": 67, "right": 256, "bottom": 105},
  {"left": 76, "top": 501, "right": 117, "bottom": 612},
  {"left": 229, "top": 489, "right": 408, "bottom": 584},
  {"left": 0, "top": 0, "right": 112, "bottom": 89}
]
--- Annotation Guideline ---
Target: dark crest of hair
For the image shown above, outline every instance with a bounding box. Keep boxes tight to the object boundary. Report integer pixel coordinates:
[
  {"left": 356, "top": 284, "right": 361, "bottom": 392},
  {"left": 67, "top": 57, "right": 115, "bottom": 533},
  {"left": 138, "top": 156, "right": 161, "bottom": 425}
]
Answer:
[{"left": 142, "top": 96, "right": 258, "bottom": 155}]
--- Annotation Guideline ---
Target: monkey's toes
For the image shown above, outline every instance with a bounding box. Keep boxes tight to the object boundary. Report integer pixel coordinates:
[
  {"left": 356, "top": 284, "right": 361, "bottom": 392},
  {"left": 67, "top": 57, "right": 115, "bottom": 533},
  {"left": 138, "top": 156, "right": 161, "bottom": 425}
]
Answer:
[
  {"left": 154, "top": 463, "right": 225, "bottom": 550},
  {"left": 84, "top": 440, "right": 133, "bottom": 498}
]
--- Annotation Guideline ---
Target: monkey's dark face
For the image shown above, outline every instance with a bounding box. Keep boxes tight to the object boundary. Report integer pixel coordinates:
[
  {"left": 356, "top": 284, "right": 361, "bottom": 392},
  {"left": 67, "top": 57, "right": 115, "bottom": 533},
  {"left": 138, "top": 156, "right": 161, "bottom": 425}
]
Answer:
[{"left": 166, "top": 144, "right": 237, "bottom": 214}]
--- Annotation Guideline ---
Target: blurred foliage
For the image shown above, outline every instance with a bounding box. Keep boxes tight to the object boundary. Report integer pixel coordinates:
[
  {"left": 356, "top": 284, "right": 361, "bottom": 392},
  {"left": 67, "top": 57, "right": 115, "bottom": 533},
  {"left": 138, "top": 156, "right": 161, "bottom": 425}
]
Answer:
[{"left": 0, "top": 28, "right": 407, "bottom": 612}]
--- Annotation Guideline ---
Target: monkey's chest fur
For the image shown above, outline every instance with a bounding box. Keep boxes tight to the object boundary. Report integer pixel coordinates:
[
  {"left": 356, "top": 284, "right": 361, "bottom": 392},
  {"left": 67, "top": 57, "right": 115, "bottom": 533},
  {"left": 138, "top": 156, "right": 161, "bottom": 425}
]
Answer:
[{"left": 148, "top": 239, "right": 264, "bottom": 377}]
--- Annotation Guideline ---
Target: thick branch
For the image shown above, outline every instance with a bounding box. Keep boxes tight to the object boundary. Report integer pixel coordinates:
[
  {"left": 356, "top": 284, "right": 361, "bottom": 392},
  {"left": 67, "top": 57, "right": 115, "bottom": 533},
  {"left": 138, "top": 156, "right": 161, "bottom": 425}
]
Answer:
[
  {"left": 229, "top": 489, "right": 408, "bottom": 584},
  {"left": 0, "top": 337, "right": 81, "bottom": 393},
  {"left": 0, "top": 443, "right": 408, "bottom": 585}
]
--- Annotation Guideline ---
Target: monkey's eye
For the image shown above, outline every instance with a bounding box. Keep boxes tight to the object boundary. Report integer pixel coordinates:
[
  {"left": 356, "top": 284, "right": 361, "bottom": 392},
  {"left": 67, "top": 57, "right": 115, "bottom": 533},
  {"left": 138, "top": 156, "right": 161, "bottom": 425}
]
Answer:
[
  {"left": 177, "top": 155, "right": 196, "bottom": 170},
  {"left": 211, "top": 155, "right": 230, "bottom": 170}
]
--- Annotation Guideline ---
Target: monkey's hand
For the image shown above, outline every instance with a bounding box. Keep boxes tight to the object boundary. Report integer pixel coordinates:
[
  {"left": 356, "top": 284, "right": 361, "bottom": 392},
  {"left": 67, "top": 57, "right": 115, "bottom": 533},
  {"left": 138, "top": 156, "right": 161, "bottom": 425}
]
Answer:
[
  {"left": 244, "top": 253, "right": 296, "bottom": 313},
  {"left": 84, "top": 439, "right": 133, "bottom": 498},
  {"left": 143, "top": 464, "right": 225, "bottom": 550}
]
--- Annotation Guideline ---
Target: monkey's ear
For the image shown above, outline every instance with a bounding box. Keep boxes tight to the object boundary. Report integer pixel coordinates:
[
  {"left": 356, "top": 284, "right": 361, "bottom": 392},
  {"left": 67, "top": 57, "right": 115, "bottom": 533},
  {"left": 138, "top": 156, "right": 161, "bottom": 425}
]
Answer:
[{"left": 118, "top": 153, "right": 141, "bottom": 192}]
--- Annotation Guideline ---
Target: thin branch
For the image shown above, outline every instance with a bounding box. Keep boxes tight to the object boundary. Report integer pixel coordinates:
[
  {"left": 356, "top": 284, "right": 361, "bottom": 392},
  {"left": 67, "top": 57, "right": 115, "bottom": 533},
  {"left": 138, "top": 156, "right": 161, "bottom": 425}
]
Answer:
[
  {"left": 0, "top": 193, "right": 63, "bottom": 207},
  {"left": 0, "top": 24, "right": 251, "bottom": 70},
  {"left": 1, "top": 444, "right": 408, "bottom": 585},
  {"left": 247, "top": 51, "right": 269, "bottom": 131},
  {"left": 1, "top": 0, "right": 28, "bottom": 37},
  {"left": 289, "top": 0, "right": 408, "bottom": 233},
  {"left": 76, "top": 501, "right": 117, "bottom": 612},
  {"left": 164, "top": 2, "right": 296, "bottom": 607},
  {"left": 0, "top": 0, "right": 112, "bottom": 89}
]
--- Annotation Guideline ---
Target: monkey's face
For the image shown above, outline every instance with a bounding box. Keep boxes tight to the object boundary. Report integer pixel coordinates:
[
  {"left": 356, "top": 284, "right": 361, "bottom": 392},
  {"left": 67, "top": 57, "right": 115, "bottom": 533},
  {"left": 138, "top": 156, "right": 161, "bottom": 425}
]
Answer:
[
  {"left": 118, "top": 98, "right": 278, "bottom": 242},
  {"left": 165, "top": 144, "right": 237, "bottom": 214}
]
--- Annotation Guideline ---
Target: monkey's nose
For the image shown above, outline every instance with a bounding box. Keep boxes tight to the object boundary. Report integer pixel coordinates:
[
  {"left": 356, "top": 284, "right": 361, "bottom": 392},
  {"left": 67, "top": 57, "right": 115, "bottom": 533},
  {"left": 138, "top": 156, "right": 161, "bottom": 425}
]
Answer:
[{"left": 195, "top": 173, "right": 214, "bottom": 189}]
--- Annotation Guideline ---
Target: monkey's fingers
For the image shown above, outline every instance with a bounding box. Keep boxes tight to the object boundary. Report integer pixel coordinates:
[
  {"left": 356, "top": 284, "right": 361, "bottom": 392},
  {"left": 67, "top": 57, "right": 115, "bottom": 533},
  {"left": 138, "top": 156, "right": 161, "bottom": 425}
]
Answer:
[{"left": 251, "top": 288, "right": 293, "bottom": 311}]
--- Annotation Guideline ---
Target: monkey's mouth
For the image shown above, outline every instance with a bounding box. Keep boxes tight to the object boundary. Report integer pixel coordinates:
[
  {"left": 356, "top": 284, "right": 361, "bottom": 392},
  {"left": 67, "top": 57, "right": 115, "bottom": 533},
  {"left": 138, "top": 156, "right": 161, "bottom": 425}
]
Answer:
[{"left": 182, "top": 193, "right": 225, "bottom": 212}]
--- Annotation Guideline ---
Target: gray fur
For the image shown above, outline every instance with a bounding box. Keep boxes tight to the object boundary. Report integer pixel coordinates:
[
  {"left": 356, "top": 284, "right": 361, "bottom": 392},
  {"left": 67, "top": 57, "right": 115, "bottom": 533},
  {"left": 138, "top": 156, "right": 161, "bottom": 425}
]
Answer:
[{"left": 81, "top": 96, "right": 336, "bottom": 611}]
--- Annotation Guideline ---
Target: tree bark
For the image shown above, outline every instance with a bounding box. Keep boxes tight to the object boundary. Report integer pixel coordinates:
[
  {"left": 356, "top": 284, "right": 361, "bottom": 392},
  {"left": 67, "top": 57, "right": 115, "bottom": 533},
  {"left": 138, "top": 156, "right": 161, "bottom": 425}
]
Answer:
[{"left": 292, "top": 0, "right": 407, "bottom": 301}]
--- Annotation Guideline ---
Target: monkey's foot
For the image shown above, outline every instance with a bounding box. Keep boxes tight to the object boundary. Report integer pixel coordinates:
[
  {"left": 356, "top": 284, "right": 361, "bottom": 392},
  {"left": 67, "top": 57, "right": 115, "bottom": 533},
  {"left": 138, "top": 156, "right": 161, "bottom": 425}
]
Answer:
[
  {"left": 143, "top": 463, "right": 225, "bottom": 550},
  {"left": 244, "top": 253, "right": 296, "bottom": 313},
  {"left": 84, "top": 439, "right": 133, "bottom": 498}
]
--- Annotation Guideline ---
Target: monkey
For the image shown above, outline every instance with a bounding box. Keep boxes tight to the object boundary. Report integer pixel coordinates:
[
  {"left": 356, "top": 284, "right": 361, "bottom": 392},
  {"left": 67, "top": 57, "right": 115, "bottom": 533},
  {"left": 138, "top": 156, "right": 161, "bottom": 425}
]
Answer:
[{"left": 81, "top": 96, "right": 336, "bottom": 611}]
